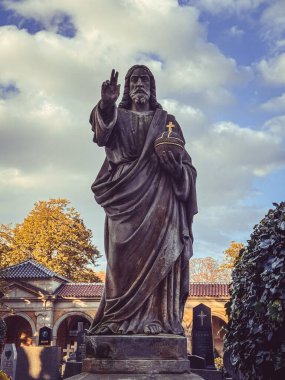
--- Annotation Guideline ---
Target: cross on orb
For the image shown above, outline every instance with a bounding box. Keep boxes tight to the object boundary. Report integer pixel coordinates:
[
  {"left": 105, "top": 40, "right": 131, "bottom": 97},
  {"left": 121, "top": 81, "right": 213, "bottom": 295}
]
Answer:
[
  {"left": 166, "top": 121, "right": 175, "bottom": 137},
  {"left": 198, "top": 310, "right": 207, "bottom": 326}
]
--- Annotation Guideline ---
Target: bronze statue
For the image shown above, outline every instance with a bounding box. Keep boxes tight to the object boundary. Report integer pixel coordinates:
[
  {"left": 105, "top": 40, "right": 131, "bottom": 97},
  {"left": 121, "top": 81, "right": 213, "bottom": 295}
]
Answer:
[{"left": 89, "top": 65, "right": 197, "bottom": 335}]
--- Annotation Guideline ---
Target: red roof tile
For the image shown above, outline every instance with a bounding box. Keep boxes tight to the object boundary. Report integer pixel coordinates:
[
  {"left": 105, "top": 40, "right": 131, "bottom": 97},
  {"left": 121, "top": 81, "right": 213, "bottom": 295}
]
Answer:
[
  {"left": 55, "top": 282, "right": 230, "bottom": 298},
  {"left": 189, "top": 283, "right": 230, "bottom": 297},
  {"left": 56, "top": 283, "right": 104, "bottom": 298}
]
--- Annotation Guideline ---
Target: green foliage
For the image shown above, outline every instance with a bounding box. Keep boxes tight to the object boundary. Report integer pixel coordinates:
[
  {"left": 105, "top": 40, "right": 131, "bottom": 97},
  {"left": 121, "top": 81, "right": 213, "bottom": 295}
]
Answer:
[
  {"left": 0, "top": 199, "right": 102, "bottom": 282},
  {"left": 224, "top": 202, "right": 285, "bottom": 379}
]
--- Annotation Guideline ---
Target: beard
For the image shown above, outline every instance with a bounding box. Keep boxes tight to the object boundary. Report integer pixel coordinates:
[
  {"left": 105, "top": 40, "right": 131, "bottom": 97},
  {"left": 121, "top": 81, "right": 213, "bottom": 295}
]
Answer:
[{"left": 129, "top": 89, "right": 150, "bottom": 105}]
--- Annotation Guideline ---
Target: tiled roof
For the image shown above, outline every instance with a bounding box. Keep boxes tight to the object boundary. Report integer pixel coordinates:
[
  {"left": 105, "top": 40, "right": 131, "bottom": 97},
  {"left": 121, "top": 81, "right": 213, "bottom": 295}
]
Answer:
[
  {"left": 56, "top": 283, "right": 104, "bottom": 298},
  {"left": 55, "top": 282, "right": 230, "bottom": 298},
  {"left": 190, "top": 283, "right": 230, "bottom": 297},
  {"left": 0, "top": 259, "right": 69, "bottom": 282}
]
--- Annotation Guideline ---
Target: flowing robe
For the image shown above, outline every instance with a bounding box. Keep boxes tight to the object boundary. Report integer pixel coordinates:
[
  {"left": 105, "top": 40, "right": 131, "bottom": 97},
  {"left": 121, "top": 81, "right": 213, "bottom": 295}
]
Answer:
[{"left": 89, "top": 104, "right": 197, "bottom": 335}]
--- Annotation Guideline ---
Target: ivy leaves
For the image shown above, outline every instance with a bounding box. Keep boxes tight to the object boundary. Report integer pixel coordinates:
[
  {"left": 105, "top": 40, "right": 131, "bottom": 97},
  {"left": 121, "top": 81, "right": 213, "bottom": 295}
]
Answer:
[{"left": 224, "top": 202, "right": 285, "bottom": 380}]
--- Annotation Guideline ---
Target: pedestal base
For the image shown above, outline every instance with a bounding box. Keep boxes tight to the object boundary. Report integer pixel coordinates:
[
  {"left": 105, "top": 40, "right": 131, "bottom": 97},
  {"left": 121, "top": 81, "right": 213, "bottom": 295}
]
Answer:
[
  {"left": 66, "top": 373, "right": 204, "bottom": 379},
  {"left": 65, "top": 334, "right": 202, "bottom": 379},
  {"left": 83, "top": 357, "right": 190, "bottom": 374}
]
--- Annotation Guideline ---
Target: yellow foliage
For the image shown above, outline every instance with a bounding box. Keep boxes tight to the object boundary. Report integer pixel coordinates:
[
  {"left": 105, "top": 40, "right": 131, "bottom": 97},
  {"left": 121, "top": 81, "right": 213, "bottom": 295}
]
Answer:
[
  {"left": 220, "top": 241, "right": 245, "bottom": 270},
  {"left": 0, "top": 199, "right": 102, "bottom": 282},
  {"left": 95, "top": 271, "right": 106, "bottom": 282},
  {"left": 214, "top": 357, "right": 223, "bottom": 371}
]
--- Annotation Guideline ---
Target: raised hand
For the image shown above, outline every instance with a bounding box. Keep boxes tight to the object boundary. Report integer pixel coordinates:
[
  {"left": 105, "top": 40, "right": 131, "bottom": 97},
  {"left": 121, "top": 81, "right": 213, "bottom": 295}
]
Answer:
[{"left": 101, "top": 69, "right": 120, "bottom": 109}]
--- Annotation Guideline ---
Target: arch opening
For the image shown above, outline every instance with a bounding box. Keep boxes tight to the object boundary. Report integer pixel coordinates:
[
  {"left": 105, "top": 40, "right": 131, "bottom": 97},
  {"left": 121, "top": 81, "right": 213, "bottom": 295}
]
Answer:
[
  {"left": 4, "top": 315, "right": 33, "bottom": 347},
  {"left": 56, "top": 314, "right": 91, "bottom": 353},
  {"left": 212, "top": 315, "right": 227, "bottom": 357}
]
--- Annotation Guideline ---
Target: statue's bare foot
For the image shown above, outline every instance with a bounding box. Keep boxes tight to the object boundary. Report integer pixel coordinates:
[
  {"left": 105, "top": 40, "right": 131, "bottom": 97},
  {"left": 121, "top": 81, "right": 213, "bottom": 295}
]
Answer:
[{"left": 144, "top": 322, "right": 162, "bottom": 335}]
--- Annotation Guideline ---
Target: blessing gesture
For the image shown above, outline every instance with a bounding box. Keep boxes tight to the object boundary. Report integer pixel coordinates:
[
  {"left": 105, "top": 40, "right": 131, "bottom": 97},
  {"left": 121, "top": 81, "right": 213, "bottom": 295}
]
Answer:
[{"left": 100, "top": 69, "right": 120, "bottom": 109}]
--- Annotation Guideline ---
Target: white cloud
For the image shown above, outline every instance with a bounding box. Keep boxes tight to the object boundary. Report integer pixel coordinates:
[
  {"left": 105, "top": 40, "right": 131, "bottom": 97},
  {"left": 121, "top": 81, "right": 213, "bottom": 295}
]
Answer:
[
  {"left": 257, "top": 53, "right": 285, "bottom": 85},
  {"left": 192, "top": 120, "right": 284, "bottom": 209},
  {"left": 229, "top": 26, "right": 245, "bottom": 37},
  {"left": 263, "top": 115, "right": 285, "bottom": 138},
  {"left": 0, "top": 0, "right": 250, "bottom": 107},
  {"left": 260, "top": 0, "right": 285, "bottom": 50},
  {"left": 260, "top": 92, "right": 285, "bottom": 113},
  {"left": 0, "top": 168, "right": 41, "bottom": 188}
]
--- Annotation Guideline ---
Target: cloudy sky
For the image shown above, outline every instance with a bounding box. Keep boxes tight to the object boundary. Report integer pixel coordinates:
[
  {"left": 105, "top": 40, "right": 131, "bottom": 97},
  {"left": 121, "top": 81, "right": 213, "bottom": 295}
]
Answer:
[{"left": 0, "top": 0, "right": 284, "bottom": 270}]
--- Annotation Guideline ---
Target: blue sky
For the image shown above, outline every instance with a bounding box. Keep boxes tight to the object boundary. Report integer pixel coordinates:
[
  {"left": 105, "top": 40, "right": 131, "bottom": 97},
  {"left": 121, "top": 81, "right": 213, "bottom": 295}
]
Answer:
[{"left": 0, "top": 0, "right": 284, "bottom": 270}]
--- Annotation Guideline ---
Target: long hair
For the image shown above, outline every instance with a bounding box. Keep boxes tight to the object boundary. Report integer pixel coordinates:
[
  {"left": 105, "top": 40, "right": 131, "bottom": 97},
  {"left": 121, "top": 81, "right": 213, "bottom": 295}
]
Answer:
[{"left": 118, "top": 65, "right": 162, "bottom": 110}]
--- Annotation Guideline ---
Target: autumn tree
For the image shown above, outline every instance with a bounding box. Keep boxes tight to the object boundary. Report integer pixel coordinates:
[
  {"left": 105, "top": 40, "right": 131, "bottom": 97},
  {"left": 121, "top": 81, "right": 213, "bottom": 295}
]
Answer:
[
  {"left": 220, "top": 240, "right": 245, "bottom": 270},
  {"left": 95, "top": 271, "right": 106, "bottom": 283},
  {"left": 0, "top": 199, "right": 102, "bottom": 282},
  {"left": 190, "top": 257, "right": 231, "bottom": 283}
]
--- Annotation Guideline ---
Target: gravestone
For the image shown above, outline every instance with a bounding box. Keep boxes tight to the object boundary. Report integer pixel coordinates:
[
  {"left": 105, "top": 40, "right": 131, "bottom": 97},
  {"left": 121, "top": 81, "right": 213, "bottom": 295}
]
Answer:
[
  {"left": 38, "top": 326, "right": 52, "bottom": 346},
  {"left": 192, "top": 303, "right": 215, "bottom": 369},
  {"left": 188, "top": 354, "right": 206, "bottom": 369},
  {"left": 63, "top": 322, "right": 87, "bottom": 379},
  {"left": 76, "top": 323, "right": 86, "bottom": 362},
  {"left": 0, "top": 343, "right": 17, "bottom": 380}
]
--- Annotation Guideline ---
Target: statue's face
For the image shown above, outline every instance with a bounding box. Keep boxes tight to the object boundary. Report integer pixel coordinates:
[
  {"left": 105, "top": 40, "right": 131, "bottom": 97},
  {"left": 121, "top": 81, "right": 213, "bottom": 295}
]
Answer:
[{"left": 129, "top": 68, "right": 151, "bottom": 105}]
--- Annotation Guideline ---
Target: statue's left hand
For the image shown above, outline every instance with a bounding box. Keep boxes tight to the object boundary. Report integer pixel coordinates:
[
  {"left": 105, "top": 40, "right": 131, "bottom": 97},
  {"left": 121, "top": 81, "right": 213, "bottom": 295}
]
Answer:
[{"left": 159, "top": 151, "right": 183, "bottom": 181}]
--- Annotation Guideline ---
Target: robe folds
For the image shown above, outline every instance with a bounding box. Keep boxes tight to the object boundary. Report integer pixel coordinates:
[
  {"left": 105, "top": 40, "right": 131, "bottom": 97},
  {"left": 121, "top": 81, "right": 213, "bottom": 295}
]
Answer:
[{"left": 89, "top": 104, "right": 198, "bottom": 335}]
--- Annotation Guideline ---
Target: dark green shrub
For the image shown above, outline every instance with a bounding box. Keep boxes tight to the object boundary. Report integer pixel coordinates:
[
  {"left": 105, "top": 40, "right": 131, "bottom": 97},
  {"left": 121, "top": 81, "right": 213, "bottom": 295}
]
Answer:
[{"left": 224, "top": 202, "right": 285, "bottom": 380}]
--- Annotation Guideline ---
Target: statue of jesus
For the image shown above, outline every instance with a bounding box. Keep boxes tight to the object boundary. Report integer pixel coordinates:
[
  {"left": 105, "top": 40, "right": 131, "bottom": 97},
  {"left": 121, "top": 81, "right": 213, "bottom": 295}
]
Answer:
[{"left": 89, "top": 65, "right": 197, "bottom": 335}]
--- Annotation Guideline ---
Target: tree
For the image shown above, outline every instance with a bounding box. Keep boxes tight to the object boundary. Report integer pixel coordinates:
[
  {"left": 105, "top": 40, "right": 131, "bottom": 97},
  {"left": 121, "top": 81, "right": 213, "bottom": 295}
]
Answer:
[
  {"left": 95, "top": 271, "right": 106, "bottom": 283},
  {"left": 0, "top": 199, "right": 102, "bottom": 282},
  {"left": 220, "top": 241, "right": 245, "bottom": 270},
  {"left": 190, "top": 257, "right": 231, "bottom": 283},
  {"left": 224, "top": 202, "right": 285, "bottom": 379}
]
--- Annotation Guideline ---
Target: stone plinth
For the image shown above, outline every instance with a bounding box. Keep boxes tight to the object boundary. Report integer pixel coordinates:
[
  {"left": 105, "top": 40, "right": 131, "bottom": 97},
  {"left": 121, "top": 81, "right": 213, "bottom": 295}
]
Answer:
[
  {"left": 66, "top": 373, "right": 203, "bottom": 379},
  {"left": 84, "top": 334, "right": 190, "bottom": 375}
]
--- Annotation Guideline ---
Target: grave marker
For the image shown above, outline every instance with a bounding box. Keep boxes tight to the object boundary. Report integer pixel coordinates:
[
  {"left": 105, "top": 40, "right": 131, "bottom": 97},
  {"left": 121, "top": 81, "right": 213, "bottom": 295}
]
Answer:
[
  {"left": 76, "top": 323, "right": 86, "bottom": 362},
  {"left": 0, "top": 344, "right": 17, "bottom": 380},
  {"left": 38, "top": 326, "right": 52, "bottom": 346},
  {"left": 192, "top": 303, "right": 215, "bottom": 369}
]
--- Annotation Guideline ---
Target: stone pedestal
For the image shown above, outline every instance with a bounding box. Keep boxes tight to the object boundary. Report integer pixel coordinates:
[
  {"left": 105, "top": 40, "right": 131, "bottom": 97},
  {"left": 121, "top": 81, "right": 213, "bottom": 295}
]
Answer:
[
  {"left": 84, "top": 334, "right": 190, "bottom": 374},
  {"left": 66, "top": 373, "right": 203, "bottom": 379},
  {"left": 65, "top": 334, "right": 204, "bottom": 379}
]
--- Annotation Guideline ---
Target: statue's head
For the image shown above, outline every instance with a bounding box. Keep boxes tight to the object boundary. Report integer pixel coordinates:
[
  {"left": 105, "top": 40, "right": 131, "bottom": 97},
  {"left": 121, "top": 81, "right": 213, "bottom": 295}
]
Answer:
[{"left": 118, "top": 65, "right": 162, "bottom": 110}]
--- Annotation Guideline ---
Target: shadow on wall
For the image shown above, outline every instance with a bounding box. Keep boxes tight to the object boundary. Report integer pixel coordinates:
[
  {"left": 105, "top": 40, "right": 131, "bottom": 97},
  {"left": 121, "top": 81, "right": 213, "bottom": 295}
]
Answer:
[{"left": 16, "top": 346, "right": 61, "bottom": 380}]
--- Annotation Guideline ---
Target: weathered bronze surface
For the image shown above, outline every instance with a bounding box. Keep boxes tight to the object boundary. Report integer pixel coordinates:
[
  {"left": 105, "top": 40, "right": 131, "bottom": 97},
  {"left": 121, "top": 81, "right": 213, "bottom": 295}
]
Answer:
[{"left": 89, "top": 65, "right": 198, "bottom": 336}]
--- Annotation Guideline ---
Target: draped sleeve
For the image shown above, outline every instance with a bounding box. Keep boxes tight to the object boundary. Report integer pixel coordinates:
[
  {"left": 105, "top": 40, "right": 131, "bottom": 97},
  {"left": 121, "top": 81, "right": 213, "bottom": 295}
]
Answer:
[{"left": 89, "top": 103, "right": 118, "bottom": 147}]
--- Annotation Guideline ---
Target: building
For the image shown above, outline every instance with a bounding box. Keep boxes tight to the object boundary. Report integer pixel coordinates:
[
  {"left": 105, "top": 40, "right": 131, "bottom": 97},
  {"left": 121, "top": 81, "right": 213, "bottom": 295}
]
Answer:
[{"left": 0, "top": 260, "right": 229, "bottom": 355}]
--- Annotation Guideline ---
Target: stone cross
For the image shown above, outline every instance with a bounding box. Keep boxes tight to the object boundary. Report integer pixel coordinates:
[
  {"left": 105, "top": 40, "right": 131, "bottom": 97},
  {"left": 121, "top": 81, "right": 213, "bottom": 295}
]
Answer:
[
  {"left": 62, "top": 344, "right": 76, "bottom": 360},
  {"left": 198, "top": 310, "right": 207, "bottom": 326}
]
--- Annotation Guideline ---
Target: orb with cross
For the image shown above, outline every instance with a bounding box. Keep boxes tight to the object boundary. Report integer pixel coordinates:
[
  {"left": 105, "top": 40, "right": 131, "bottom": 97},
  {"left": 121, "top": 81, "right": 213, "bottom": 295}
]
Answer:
[{"left": 154, "top": 121, "right": 185, "bottom": 160}]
